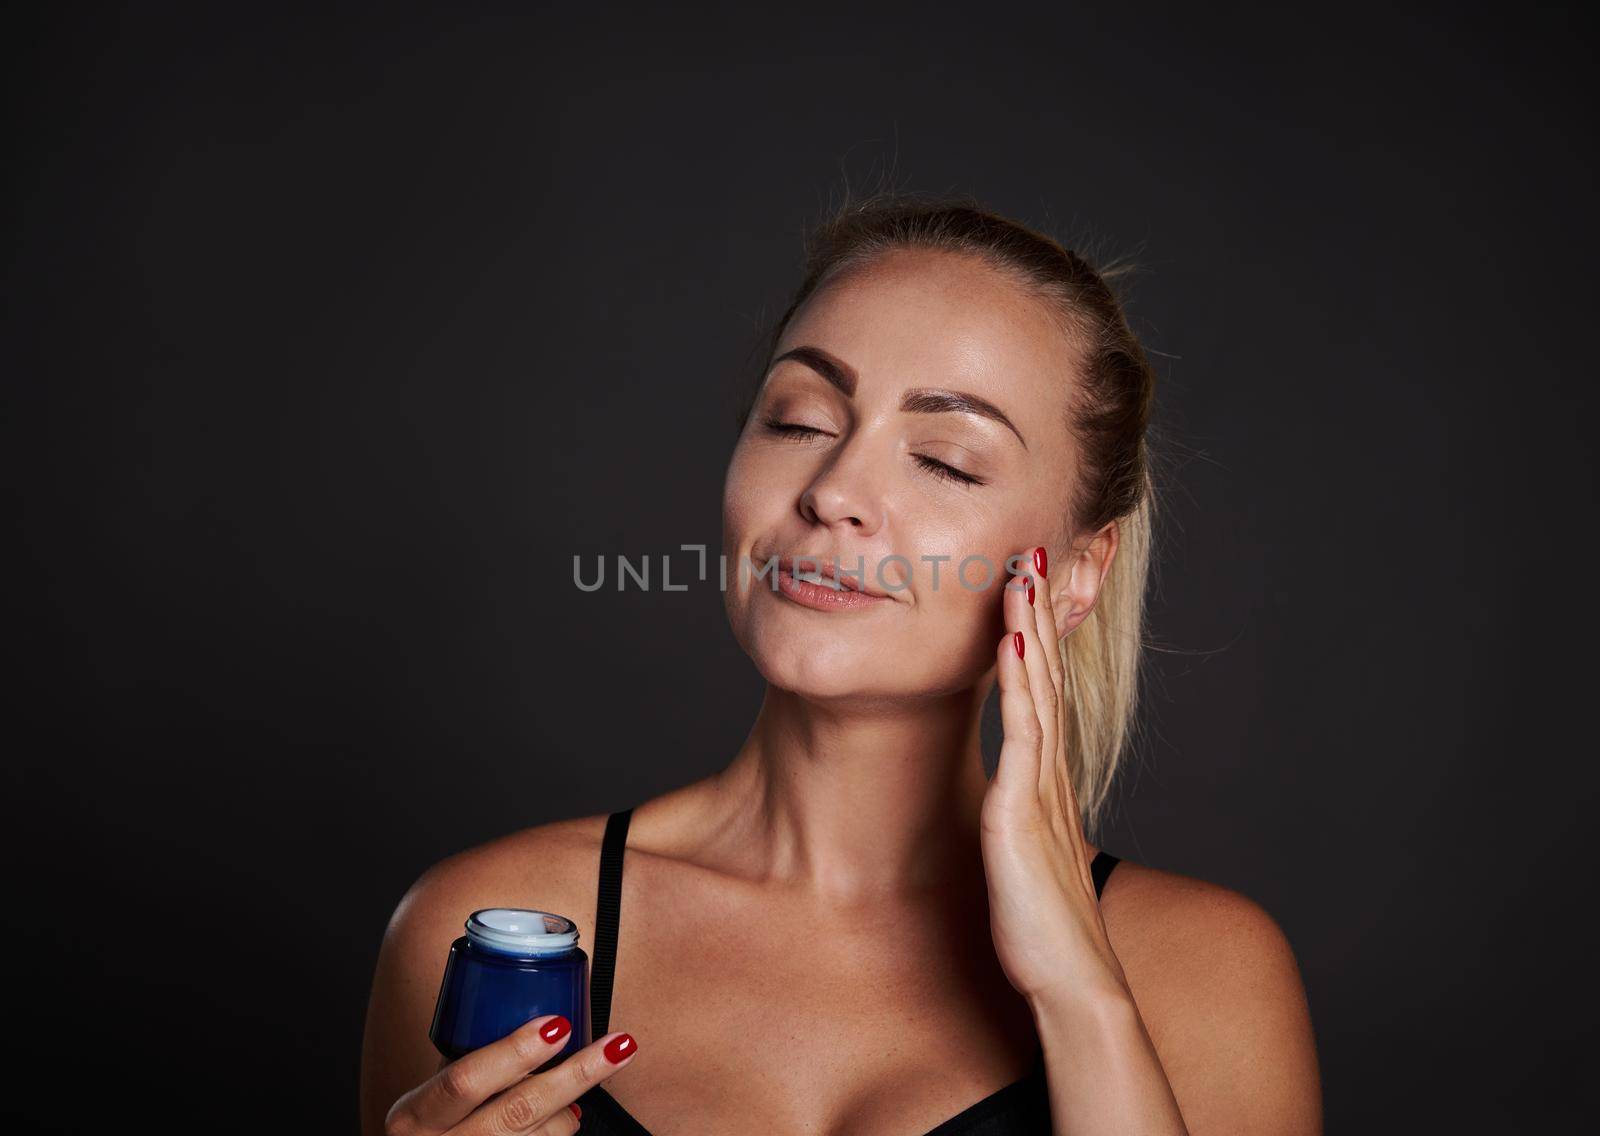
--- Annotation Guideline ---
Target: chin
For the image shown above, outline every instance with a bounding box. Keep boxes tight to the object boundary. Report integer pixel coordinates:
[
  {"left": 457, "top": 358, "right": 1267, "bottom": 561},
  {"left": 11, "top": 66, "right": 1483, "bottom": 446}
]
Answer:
[
  {"left": 726, "top": 586, "right": 996, "bottom": 700},
  {"left": 747, "top": 622, "right": 981, "bottom": 704},
  {"left": 743, "top": 622, "right": 895, "bottom": 701}
]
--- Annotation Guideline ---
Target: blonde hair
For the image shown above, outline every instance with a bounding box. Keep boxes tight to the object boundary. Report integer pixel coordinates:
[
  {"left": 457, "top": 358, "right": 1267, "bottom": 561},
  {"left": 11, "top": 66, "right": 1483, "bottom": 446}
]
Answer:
[
  {"left": 1058, "top": 477, "right": 1153, "bottom": 839},
  {"left": 738, "top": 191, "right": 1158, "bottom": 841}
]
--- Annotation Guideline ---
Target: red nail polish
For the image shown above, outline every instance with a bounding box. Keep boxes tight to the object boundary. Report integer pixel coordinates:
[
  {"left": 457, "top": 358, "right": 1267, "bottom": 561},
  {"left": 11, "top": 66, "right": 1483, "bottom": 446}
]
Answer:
[
  {"left": 1014, "top": 631, "right": 1025, "bottom": 659},
  {"left": 539, "top": 1015, "right": 572, "bottom": 1043},
  {"left": 603, "top": 1033, "right": 637, "bottom": 1064},
  {"left": 569, "top": 1102, "right": 583, "bottom": 1119},
  {"left": 1034, "top": 547, "right": 1048, "bottom": 577},
  {"left": 1026, "top": 579, "right": 1035, "bottom": 606}
]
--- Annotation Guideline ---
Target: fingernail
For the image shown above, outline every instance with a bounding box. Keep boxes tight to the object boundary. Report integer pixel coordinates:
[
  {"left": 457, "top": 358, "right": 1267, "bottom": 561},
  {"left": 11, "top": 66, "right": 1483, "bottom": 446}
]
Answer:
[
  {"left": 539, "top": 1015, "right": 572, "bottom": 1043},
  {"left": 569, "top": 1102, "right": 583, "bottom": 1119},
  {"left": 1034, "top": 546, "right": 1048, "bottom": 577},
  {"left": 1014, "top": 631, "right": 1025, "bottom": 659},
  {"left": 603, "top": 1033, "right": 637, "bottom": 1064},
  {"left": 1026, "top": 578, "right": 1035, "bottom": 606}
]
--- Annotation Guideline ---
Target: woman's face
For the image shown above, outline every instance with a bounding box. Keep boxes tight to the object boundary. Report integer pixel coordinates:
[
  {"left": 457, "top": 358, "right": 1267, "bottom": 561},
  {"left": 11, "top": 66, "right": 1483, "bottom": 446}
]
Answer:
[{"left": 721, "top": 247, "right": 1090, "bottom": 702}]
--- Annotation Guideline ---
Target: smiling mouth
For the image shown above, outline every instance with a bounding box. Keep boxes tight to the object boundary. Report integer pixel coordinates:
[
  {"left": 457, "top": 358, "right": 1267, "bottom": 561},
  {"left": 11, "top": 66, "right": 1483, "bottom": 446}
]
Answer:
[
  {"left": 776, "top": 556, "right": 881, "bottom": 593},
  {"left": 761, "top": 554, "right": 894, "bottom": 611}
]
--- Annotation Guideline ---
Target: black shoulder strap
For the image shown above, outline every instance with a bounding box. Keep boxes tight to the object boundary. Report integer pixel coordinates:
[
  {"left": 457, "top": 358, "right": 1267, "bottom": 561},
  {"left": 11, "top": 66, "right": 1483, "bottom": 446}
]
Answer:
[
  {"left": 590, "top": 807, "right": 633, "bottom": 1039},
  {"left": 1090, "top": 850, "right": 1121, "bottom": 900}
]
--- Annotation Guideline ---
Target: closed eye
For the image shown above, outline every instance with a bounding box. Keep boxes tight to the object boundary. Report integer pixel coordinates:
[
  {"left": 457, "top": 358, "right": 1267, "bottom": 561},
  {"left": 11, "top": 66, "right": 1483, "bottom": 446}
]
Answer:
[
  {"left": 913, "top": 454, "right": 984, "bottom": 487},
  {"left": 762, "top": 418, "right": 829, "bottom": 440},
  {"left": 764, "top": 418, "right": 984, "bottom": 488}
]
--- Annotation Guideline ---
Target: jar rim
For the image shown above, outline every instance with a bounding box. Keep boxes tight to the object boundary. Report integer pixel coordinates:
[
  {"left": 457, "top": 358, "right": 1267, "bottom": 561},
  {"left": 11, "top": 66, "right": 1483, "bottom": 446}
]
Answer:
[{"left": 464, "top": 908, "right": 580, "bottom": 956}]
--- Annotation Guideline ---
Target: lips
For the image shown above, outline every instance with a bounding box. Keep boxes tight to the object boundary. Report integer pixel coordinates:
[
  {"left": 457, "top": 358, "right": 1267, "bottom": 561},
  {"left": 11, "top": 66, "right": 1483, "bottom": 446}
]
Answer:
[{"left": 766, "top": 553, "right": 890, "bottom": 598}]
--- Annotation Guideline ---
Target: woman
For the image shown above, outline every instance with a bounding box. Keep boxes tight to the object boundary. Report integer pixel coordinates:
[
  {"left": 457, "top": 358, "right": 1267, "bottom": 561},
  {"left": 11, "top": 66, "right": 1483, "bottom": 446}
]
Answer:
[{"left": 360, "top": 195, "right": 1323, "bottom": 1135}]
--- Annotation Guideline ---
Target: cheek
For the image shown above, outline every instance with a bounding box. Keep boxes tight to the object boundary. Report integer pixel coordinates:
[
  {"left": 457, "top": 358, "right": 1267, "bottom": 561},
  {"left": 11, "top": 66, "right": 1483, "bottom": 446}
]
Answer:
[
  {"left": 721, "top": 447, "right": 765, "bottom": 545},
  {"left": 905, "top": 507, "right": 1018, "bottom": 601},
  {"left": 720, "top": 446, "right": 776, "bottom": 646},
  {"left": 923, "top": 551, "right": 1011, "bottom": 663},
  {"left": 885, "top": 524, "right": 1016, "bottom": 685}
]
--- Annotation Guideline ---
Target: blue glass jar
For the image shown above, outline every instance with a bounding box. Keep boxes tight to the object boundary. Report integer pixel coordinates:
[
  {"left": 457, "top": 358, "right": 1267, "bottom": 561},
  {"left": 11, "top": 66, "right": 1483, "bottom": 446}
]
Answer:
[{"left": 429, "top": 909, "right": 590, "bottom": 1064}]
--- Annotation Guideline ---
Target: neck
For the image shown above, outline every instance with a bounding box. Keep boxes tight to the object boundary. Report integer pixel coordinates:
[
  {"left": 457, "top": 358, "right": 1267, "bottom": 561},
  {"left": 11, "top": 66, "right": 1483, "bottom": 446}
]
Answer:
[{"left": 704, "top": 683, "right": 995, "bottom": 902}]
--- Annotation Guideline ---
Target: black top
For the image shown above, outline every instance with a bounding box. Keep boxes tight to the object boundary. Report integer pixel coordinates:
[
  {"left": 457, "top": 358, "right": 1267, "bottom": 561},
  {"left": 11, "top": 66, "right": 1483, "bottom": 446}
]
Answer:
[{"left": 576, "top": 807, "right": 1123, "bottom": 1135}]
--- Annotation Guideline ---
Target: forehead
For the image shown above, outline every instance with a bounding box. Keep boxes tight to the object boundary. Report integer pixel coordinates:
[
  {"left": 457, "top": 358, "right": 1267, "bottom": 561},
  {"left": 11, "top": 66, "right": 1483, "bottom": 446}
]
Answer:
[{"left": 773, "top": 248, "right": 1077, "bottom": 432}]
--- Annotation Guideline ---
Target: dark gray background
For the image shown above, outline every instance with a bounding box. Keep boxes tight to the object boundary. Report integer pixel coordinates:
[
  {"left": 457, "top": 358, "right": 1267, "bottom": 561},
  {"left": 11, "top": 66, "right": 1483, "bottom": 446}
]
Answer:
[{"left": 5, "top": 2, "right": 1592, "bottom": 1131}]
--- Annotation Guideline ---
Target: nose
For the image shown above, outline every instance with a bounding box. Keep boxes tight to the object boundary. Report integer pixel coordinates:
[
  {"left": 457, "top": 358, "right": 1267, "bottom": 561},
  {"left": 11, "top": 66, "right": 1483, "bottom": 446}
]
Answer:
[{"left": 798, "top": 434, "right": 885, "bottom": 535}]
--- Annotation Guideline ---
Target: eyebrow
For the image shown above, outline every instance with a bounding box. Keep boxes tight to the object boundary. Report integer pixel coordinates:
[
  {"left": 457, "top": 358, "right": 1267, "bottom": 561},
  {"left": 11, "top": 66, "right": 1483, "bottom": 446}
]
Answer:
[{"left": 767, "top": 345, "right": 1028, "bottom": 449}]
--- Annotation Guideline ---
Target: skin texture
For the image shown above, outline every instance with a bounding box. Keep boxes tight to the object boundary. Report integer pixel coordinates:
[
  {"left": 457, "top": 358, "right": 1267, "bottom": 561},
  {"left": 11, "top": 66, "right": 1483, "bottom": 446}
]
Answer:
[{"left": 360, "top": 248, "right": 1323, "bottom": 1135}]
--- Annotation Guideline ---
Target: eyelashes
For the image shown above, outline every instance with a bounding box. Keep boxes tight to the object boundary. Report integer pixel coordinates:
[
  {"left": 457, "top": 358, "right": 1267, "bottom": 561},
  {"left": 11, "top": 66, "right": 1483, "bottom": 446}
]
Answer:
[
  {"left": 912, "top": 454, "right": 984, "bottom": 488},
  {"left": 760, "top": 418, "right": 985, "bottom": 487}
]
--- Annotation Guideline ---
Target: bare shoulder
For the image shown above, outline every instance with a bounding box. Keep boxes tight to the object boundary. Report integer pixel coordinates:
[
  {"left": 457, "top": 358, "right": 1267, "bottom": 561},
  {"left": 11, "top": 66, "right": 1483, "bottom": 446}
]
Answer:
[
  {"left": 1099, "top": 860, "right": 1323, "bottom": 1136},
  {"left": 357, "top": 812, "right": 611, "bottom": 1135},
  {"left": 1099, "top": 859, "right": 1302, "bottom": 981}
]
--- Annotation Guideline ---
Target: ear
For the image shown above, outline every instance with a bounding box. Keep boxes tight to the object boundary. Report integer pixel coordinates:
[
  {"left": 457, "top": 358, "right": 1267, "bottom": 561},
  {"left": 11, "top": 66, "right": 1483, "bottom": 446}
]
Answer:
[{"left": 1050, "top": 520, "right": 1121, "bottom": 642}]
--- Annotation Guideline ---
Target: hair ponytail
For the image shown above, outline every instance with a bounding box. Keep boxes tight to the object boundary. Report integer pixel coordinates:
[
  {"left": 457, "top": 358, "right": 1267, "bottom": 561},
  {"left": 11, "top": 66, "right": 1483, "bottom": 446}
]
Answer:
[{"left": 1058, "top": 472, "right": 1153, "bottom": 839}]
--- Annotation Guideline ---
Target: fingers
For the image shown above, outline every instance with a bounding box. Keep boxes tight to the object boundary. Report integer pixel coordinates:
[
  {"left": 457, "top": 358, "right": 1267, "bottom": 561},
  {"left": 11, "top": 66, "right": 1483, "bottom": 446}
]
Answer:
[
  {"left": 386, "top": 1013, "right": 580, "bottom": 1135},
  {"left": 1025, "top": 545, "right": 1067, "bottom": 699},
  {"left": 452, "top": 1031, "right": 638, "bottom": 1136},
  {"left": 1014, "top": 545, "right": 1092, "bottom": 870},
  {"left": 1004, "top": 550, "right": 1062, "bottom": 801},
  {"left": 1020, "top": 547, "right": 1072, "bottom": 812},
  {"left": 491, "top": 1101, "right": 582, "bottom": 1136},
  {"left": 533, "top": 1106, "right": 583, "bottom": 1136},
  {"left": 992, "top": 598, "right": 1042, "bottom": 807},
  {"left": 464, "top": 1097, "right": 581, "bottom": 1136}
]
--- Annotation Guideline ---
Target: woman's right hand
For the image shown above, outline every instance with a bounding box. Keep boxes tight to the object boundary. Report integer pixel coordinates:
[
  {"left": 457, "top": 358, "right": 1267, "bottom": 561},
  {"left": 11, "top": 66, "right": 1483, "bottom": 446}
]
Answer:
[{"left": 384, "top": 1015, "right": 638, "bottom": 1135}]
